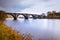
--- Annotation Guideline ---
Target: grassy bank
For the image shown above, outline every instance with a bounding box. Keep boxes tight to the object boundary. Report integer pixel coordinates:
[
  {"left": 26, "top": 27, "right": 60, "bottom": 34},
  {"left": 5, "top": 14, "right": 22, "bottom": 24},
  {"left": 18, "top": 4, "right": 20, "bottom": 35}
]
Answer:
[{"left": 0, "top": 21, "right": 32, "bottom": 40}]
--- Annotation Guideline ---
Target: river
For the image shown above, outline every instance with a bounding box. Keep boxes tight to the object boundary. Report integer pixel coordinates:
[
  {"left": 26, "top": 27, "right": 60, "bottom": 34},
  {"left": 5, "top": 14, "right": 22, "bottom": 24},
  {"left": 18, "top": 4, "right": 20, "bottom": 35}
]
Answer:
[{"left": 4, "top": 18, "right": 60, "bottom": 40}]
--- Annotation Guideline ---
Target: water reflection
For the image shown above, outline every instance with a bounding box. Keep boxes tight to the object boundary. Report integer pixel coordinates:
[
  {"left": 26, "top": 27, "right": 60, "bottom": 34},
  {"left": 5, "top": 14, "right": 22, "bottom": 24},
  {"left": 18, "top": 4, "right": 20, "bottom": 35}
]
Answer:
[{"left": 4, "top": 18, "right": 60, "bottom": 40}]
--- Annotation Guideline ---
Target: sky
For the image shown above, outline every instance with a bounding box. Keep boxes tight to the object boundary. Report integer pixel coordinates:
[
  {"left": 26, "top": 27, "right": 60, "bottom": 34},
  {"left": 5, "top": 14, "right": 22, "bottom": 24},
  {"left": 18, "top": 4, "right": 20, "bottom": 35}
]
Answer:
[{"left": 0, "top": 0, "right": 60, "bottom": 14}]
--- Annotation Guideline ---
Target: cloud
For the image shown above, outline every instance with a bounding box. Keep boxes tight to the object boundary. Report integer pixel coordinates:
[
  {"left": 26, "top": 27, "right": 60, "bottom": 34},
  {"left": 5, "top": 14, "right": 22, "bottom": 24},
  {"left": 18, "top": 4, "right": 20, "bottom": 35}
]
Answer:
[
  {"left": 0, "top": 0, "right": 60, "bottom": 14},
  {"left": 0, "top": 0, "right": 35, "bottom": 12},
  {"left": 19, "top": 0, "right": 33, "bottom": 6},
  {"left": 20, "top": 0, "right": 60, "bottom": 14},
  {"left": 0, "top": 7, "right": 5, "bottom": 10}
]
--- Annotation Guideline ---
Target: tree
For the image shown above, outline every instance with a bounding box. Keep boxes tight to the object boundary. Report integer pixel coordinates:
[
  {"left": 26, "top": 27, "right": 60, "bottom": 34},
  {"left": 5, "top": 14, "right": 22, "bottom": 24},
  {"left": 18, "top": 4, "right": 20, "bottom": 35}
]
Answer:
[{"left": 0, "top": 10, "right": 7, "bottom": 20}]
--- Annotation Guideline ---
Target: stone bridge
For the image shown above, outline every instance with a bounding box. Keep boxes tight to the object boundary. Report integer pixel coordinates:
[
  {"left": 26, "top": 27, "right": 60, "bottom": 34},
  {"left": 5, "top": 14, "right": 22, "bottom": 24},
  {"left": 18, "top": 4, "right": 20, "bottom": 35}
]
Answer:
[{"left": 5, "top": 13, "right": 45, "bottom": 20}]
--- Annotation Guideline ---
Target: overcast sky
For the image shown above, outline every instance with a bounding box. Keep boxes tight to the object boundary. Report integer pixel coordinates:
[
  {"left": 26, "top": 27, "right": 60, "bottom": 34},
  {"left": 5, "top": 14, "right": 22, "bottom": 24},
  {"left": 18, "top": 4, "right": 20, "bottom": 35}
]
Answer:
[{"left": 0, "top": 0, "right": 60, "bottom": 14}]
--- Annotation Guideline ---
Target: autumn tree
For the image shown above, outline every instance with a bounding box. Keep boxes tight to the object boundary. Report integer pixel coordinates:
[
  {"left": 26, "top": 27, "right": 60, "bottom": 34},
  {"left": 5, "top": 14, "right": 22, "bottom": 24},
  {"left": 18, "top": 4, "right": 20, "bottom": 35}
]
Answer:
[{"left": 0, "top": 10, "right": 7, "bottom": 20}]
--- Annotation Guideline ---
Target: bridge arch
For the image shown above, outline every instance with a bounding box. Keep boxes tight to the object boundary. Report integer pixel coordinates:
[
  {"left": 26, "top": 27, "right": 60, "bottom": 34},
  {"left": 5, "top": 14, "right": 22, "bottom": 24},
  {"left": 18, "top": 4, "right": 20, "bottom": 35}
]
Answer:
[
  {"left": 17, "top": 14, "right": 29, "bottom": 19},
  {"left": 32, "top": 15, "right": 37, "bottom": 19},
  {"left": 18, "top": 15, "right": 25, "bottom": 18},
  {"left": 27, "top": 15, "right": 33, "bottom": 18},
  {"left": 6, "top": 13, "right": 17, "bottom": 20}
]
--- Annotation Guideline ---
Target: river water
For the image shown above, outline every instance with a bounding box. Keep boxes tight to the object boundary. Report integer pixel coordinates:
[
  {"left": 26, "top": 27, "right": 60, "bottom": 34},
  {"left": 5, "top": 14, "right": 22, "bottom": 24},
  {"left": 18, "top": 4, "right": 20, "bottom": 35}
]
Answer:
[{"left": 4, "top": 18, "right": 60, "bottom": 40}]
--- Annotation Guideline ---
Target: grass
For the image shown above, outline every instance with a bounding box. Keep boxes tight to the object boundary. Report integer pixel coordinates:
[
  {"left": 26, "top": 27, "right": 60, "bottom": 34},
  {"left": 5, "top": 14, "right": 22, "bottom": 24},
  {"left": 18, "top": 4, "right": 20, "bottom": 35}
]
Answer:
[{"left": 0, "top": 21, "right": 32, "bottom": 40}]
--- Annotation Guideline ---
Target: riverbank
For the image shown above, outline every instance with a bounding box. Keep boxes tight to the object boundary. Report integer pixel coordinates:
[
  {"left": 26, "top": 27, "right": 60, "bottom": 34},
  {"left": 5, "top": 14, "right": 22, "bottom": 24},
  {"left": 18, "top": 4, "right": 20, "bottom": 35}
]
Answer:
[{"left": 0, "top": 21, "right": 32, "bottom": 40}]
